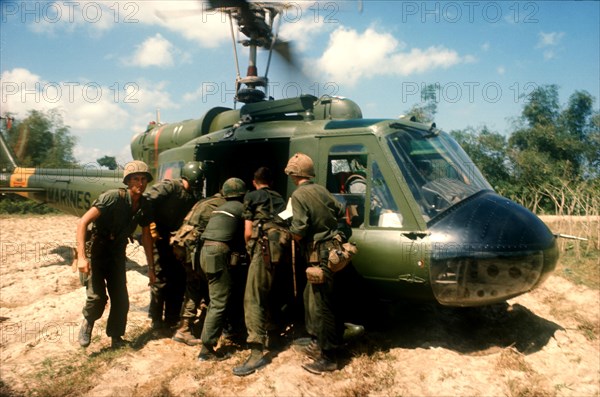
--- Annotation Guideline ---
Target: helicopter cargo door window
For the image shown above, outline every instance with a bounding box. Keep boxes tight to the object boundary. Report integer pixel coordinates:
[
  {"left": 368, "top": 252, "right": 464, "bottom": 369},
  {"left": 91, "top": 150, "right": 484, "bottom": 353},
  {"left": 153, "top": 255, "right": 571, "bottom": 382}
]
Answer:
[{"left": 326, "top": 144, "right": 368, "bottom": 228}]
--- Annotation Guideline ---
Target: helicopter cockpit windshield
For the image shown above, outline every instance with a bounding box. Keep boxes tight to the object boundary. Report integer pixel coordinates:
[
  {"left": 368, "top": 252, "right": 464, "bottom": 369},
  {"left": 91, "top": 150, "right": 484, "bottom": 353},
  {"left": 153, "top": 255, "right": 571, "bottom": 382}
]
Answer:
[{"left": 386, "top": 127, "right": 492, "bottom": 221}]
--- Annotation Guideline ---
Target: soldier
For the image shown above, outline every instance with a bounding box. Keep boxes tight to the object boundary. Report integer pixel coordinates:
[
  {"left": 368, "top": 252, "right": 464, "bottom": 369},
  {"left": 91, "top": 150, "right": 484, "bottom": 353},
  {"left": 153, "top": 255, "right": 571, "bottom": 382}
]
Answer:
[
  {"left": 77, "top": 160, "right": 154, "bottom": 349},
  {"left": 170, "top": 190, "right": 226, "bottom": 346},
  {"left": 233, "top": 167, "right": 288, "bottom": 376},
  {"left": 144, "top": 161, "right": 204, "bottom": 329},
  {"left": 284, "top": 153, "right": 347, "bottom": 374},
  {"left": 197, "top": 178, "right": 247, "bottom": 361}
]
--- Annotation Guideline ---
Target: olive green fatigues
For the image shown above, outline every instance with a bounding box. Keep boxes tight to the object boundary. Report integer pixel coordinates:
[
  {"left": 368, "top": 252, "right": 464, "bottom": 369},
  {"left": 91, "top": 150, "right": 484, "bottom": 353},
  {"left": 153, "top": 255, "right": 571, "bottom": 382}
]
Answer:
[
  {"left": 199, "top": 200, "right": 245, "bottom": 347},
  {"left": 82, "top": 189, "right": 147, "bottom": 338},
  {"left": 242, "top": 188, "right": 286, "bottom": 346},
  {"left": 144, "top": 179, "right": 197, "bottom": 325},
  {"left": 177, "top": 194, "right": 226, "bottom": 319},
  {"left": 289, "top": 181, "right": 344, "bottom": 352}
]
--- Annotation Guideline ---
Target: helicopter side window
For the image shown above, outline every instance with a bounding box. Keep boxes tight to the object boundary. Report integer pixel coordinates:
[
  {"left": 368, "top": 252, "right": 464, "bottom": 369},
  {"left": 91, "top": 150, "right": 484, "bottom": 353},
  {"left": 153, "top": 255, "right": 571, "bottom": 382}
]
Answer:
[
  {"left": 369, "top": 161, "right": 403, "bottom": 228},
  {"left": 327, "top": 145, "right": 368, "bottom": 228},
  {"left": 158, "top": 160, "right": 184, "bottom": 181}
]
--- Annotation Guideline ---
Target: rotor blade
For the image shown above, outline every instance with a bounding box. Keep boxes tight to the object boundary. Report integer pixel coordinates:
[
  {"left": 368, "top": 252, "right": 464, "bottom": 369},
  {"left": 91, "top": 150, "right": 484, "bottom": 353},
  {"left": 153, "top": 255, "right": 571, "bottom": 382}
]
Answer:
[
  {"left": 272, "top": 39, "right": 292, "bottom": 65},
  {"left": 206, "top": 0, "right": 249, "bottom": 11}
]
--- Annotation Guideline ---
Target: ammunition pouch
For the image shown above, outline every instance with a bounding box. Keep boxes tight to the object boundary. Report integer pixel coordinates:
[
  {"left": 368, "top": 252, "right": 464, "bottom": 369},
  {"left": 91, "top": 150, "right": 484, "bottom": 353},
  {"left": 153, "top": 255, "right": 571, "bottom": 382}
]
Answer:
[
  {"left": 265, "top": 225, "right": 291, "bottom": 265},
  {"left": 253, "top": 220, "right": 291, "bottom": 267}
]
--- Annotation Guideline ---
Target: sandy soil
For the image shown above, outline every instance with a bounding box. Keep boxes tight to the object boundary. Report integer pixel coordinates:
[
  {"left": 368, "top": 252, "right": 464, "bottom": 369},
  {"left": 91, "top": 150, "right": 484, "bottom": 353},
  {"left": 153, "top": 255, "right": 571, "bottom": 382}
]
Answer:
[{"left": 1, "top": 214, "right": 599, "bottom": 397}]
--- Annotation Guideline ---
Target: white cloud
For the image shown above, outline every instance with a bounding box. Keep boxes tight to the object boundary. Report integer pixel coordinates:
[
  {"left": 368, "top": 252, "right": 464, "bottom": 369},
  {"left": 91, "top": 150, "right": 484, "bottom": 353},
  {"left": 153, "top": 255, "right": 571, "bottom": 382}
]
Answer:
[
  {"left": 26, "top": 1, "right": 117, "bottom": 36},
  {"left": 481, "top": 42, "right": 490, "bottom": 52},
  {"left": 126, "top": 34, "right": 175, "bottom": 68},
  {"left": 17, "top": 1, "right": 231, "bottom": 47},
  {"left": 497, "top": 66, "right": 506, "bottom": 75},
  {"left": 311, "top": 27, "right": 471, "bottom": 87},
  {"left": 280, "top": 14, "right": 333, "bottom": 53},
  {"left": 1, "top": 67, "right": 128, "bottom": 132},
  {"left": 543, "top": 50, "right": 556, "bottom": 60},
  {"left": 537, "top": 31, "right": 565, "bottom": 48},
  {"left": 149, "top": 1, "right": 230, "bottom": 48},
  {"left": 535, "top": 31, "right": 564, "bottom": 60}
]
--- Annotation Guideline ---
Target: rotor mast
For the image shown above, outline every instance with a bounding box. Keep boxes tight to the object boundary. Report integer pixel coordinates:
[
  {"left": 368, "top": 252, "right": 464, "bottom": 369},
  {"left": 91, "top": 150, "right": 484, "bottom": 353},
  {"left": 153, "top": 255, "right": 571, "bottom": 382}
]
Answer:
[{"left": 225, "top": 3, "right": 281, "bottom": 104}]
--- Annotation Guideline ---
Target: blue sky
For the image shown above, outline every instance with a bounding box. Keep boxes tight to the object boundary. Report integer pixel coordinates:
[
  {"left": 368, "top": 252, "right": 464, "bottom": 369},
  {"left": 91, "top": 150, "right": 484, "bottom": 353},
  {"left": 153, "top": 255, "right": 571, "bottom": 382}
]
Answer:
[{"left": 1, "top": 1, "right": 599, "bottom": 165}]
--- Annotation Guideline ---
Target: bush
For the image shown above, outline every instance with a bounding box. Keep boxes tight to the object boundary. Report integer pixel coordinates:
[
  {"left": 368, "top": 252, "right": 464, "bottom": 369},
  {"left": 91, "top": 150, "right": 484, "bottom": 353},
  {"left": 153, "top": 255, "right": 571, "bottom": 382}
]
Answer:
[{"left": 0, "top": 194, "right": 59, "bottom": 214}]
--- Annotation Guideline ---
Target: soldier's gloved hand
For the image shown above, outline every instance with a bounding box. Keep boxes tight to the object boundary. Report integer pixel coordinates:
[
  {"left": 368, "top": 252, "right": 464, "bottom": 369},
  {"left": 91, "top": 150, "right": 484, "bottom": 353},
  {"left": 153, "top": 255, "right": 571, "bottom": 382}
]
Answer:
[{"left": 77, "top": 258, "right": 90, "bottom": 274}]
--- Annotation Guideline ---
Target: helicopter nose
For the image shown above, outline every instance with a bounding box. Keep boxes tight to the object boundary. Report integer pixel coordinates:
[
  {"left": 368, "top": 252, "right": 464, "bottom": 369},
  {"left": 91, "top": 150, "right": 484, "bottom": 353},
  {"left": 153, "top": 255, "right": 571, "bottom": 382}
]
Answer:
[{"left": 428, "top": 191, "right": 558, "bottom": 306}]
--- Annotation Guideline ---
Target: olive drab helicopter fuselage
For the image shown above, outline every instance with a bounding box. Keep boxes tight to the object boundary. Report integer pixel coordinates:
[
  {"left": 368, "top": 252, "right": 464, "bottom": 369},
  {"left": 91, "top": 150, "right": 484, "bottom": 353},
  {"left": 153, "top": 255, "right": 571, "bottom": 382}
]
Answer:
[
  {"left": 131, "top": 94, "right": 558, "bottom": 307},
  {"left": 0, "top": 0, "right": 558, "bottom": 308},
  {"left": 0, "top": 94, "right": 558, "bottom": 307}
]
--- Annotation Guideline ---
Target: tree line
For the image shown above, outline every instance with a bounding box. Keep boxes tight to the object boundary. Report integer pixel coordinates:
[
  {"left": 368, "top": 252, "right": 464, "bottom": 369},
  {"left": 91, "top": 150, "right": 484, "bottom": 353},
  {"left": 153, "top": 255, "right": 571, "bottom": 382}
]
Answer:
[
  {"left": 408, "top": 84, "right": 599, "bottom": 217},
  {"left": 1, "top": 85, "right": 599, "bottom": 216}
]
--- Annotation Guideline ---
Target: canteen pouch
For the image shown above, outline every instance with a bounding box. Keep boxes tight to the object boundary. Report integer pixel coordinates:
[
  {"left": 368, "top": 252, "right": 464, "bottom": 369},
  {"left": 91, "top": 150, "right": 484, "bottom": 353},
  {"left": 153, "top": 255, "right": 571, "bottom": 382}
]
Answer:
[
  {"left": 326, "top": 234, "right": 358, "bottom": 272},
  {"left": 328, "top": 242, "right": 358, "bottom": 273},
  {"left": 306, "top": 266, "right": 325, "bottom": 284}
]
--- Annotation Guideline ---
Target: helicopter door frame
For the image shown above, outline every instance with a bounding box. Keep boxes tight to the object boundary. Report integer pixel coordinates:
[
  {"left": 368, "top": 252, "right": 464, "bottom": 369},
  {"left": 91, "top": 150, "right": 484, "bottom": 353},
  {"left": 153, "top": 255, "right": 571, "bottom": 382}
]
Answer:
[
  {"left": 316, "top": 135, "right": 430, "bottom": 288},
  {"left": 316, "top": 136, "right": 421, "bottom": 231}
]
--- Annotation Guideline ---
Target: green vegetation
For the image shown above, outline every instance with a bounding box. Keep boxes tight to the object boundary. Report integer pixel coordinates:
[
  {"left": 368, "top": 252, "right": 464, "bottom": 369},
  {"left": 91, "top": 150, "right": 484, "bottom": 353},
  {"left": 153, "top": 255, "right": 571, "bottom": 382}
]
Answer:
[
  {"left": 3, "top": 109, "right": 77, "bottom": 168},
  {"left": 1, "top": 109, "right": 77, "bottom": 214},
  {"left": 0, "top": 195, "right": 59, "bottom": 214},
  {"left": 450, "top": 85, "right": 599, "bottom": 216}
]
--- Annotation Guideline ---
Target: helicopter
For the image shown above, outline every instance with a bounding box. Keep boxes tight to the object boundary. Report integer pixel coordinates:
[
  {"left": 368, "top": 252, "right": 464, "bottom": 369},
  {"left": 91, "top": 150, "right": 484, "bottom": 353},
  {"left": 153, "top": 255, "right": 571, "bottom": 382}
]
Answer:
[{"left": 0, "top": 0, "right": 558, "bottom": 309}]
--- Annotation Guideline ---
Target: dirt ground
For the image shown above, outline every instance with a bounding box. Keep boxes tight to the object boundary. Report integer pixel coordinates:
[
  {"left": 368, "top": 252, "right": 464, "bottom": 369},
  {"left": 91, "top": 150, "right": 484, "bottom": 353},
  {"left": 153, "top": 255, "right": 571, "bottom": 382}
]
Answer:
[{"left": 1, "top": 214, "right": 599, "bottom": 397}]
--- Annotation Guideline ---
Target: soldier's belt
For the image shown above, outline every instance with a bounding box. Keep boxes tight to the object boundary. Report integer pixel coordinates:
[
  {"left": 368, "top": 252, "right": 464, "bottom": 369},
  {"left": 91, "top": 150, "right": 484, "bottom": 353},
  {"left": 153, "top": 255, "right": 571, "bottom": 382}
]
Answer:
[{"left": 203, "top": 240, "right": 229, "bottom": 248}]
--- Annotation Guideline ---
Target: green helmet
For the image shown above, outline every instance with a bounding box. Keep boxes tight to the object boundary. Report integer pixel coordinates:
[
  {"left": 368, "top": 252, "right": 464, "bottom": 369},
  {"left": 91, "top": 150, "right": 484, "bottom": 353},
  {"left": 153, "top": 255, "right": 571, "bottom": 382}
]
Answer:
[
  {"left": 123, "top": 160, "right": 153, "bottom": 184},
  {"left": 181, "top": 161, "right": 204, "bottom": 189},
  {"left": 222, "top": 177, "right": 247, "bottom": 198}
]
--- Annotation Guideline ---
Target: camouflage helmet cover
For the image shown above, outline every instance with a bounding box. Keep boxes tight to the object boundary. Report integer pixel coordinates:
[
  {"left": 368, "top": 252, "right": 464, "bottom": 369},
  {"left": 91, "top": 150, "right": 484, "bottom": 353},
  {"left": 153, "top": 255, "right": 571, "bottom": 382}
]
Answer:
[
  {"left": 181, "top": 161, "right": 204, "bottom": 188},
  {"left": 222, "top": 177, "right": 247, "bottom": 198},
  {"left": 123, "top": 160, "right": 153, "bottom": 184},
  {"left": 285, "top": 152, "right": 315, "bottom": 178}
]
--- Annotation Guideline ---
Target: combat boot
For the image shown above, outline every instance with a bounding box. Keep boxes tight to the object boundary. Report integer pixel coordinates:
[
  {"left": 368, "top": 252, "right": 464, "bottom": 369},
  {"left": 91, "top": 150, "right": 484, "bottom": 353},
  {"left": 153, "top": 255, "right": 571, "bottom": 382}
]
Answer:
[
  {"left": 172, "top": 319, "right": 202, "bottom": 346},
  {"left": 78, "top": 318, "right": 94, "bottom": 347},
  {"left": 299, "top": 339, "right": 322, "bottom": 361},
  {"left": 302, "top": 350, "right": 337, "bottom": 374},
  {"left": 232, "top": 343, "right": 268, "bottom": 376},
  {"left": 197, "top": 343, "right": 228, "bottom": 362},
  {"left": 111, "top": 336, "right": 127, "bottom": 349},
  {"left": 302, "top": 357, "right": 337, "bottom": 374}
]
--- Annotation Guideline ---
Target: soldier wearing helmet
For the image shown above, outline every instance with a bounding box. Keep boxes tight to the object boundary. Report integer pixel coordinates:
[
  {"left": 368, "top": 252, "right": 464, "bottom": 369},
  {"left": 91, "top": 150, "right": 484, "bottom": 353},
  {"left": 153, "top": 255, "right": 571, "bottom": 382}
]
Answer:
[
  {"left": 77, "top": 160, "right": 154, "bottom": 349},
  {"left": 197, "top": 177, "right": 247, "bottom": 361},
  {"left": 170, "top": 189, "right": 226, "bottom": 346},
  {"left": 122, "top": 160, "right": 154, "bottom": 184},
  {"left": 143, "top": 161, "right": 205, "bottom": 329},
  {"left": 181, "top": 161, "right": 205, "bottom": 200},
  {"left": 233, "top": 167, "right": 288, "bottom": 376},
  {"left": 285, "top": 153, "right": 347, "bottom": 374}
]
